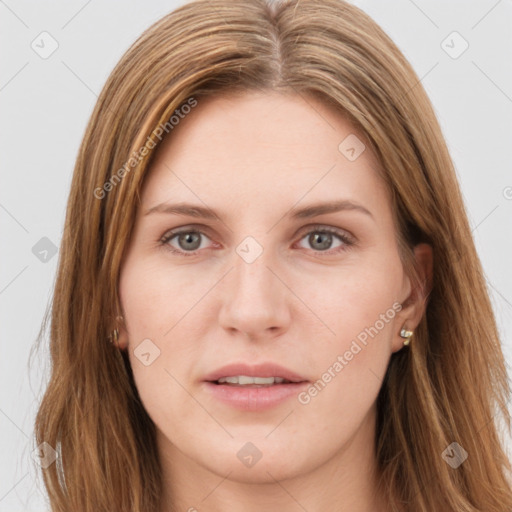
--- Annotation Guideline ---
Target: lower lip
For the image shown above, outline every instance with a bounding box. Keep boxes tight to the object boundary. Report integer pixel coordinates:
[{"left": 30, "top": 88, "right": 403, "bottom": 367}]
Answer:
[{"left": 203, "top": 381, "right": 309, "bottom": 411}]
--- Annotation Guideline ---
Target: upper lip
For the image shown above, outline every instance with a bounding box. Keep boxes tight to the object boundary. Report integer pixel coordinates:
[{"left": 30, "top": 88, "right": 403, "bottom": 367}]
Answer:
[{"left": 203, "top": 363, "right": 308, "bottom": 383}]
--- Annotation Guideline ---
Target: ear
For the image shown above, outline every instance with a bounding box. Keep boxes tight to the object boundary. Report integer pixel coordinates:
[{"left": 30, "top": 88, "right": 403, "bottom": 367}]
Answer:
[{"left": 392, "top": 243, "right": 433, "bottom": 353}]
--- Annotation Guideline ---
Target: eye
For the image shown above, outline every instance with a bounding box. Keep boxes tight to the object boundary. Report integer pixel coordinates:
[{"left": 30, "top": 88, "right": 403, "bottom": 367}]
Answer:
[
  {"left": 160, "top": 228, "right": 213, "bottom": 256},
  {"left": 295, "top": 225, "right": 355, "bottom": 255},
  {"left": 159, "top": 224, "right": 355, "bottom": 257}
]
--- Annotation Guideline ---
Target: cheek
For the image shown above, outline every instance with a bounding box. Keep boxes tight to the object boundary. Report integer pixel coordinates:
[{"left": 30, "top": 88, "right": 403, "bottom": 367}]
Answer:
[
  {"left": 296, "top": 254, "right": 401, "bottom": 343},
  {"left": 119, "top": 258, "right": 183, "bottom": 338},
  {"left": 298, "top": 259, "right": 400, "bottom": 399},
  {"left": 293, "top": 317, "right": 395, "bottom": 440},
  {"left": 118, "top": 259, "right": 207, "bottom": 410}
]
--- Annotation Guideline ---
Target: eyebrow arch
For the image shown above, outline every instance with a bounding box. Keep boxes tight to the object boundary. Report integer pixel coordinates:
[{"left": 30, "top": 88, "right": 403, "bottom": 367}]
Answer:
[{"left": 144, "top": 199, "right": 374, "bottom": 220}]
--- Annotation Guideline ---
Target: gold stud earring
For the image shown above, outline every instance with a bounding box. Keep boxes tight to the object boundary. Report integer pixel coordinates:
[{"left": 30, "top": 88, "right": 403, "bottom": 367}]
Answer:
[
  {"left": 400, "top": 327, "right": 413, "bottom": 346},
  {"left": 108, "top": 328, "right": 119, "bottom": 346},
  {"left": 108, "top": 315, "right": 124, "bottom": 347}
]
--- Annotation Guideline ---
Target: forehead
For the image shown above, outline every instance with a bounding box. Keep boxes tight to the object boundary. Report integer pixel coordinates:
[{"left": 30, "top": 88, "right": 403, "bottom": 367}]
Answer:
[{"left": 139, "top": 91, "right": 389, "bottom": 220}]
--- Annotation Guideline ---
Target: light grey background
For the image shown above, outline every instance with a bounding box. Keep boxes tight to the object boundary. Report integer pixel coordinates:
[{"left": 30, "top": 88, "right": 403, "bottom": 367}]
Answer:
[{"left": 1, "top": 1, "right": 511, "bottom": 510}]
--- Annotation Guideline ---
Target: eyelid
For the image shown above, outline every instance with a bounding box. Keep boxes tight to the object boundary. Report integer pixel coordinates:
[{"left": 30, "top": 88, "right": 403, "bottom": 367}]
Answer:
[{"left": 295, "top": 223, "right": 355, "bottom": 242}]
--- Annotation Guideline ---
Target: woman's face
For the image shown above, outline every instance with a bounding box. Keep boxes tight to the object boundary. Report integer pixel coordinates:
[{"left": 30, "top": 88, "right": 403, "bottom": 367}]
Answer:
[{"left": 118, "top": 91, "right": 430, "bottom": 490}]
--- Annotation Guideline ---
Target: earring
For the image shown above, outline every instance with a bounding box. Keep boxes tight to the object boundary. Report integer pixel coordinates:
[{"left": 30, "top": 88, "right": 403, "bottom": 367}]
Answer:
[
  {"left": 400, "top": 327, "right": 413, "bottom": 346},
  {"left": 108, "top": 315, "right": 123, "bottom": 346},
  {"left": 108, "top": 328, "right": 119, "bottom": 345}
]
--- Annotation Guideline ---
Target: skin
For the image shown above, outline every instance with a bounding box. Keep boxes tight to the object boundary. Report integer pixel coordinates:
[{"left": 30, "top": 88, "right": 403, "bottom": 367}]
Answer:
[{"left": 116, "top": 90, "right": 433, "bottom": 512}]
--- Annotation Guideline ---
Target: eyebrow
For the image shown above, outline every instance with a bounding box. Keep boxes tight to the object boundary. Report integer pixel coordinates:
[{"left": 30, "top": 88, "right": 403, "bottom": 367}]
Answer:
[{"left": 144, "top": 199, "right": 373, "bottom": 220}]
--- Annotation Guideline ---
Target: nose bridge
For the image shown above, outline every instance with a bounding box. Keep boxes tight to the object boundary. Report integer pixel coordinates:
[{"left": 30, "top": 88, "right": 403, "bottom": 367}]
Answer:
[
  {"left": 231, "top": 235, "right": 279, "bottom": 303},
  {"left": 218, "top": 233, "right": 290, "bottom": 336}
]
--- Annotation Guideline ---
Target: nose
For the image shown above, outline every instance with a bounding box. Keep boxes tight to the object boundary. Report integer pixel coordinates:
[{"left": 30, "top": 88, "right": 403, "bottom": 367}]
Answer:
[{"left": 218, "top": 247, "right": 291, "bottom": 341}]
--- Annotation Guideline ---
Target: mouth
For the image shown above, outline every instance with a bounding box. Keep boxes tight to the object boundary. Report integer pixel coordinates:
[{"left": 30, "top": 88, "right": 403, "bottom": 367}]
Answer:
[
  {"left": 209, "top": 375, "right": 303, "bottom": 387},
  {"left": 202, "top": 363, "right": 309, "bottom": 411},
  {"left": 203, "top": 362, "right": 309, "bottom": 386}
]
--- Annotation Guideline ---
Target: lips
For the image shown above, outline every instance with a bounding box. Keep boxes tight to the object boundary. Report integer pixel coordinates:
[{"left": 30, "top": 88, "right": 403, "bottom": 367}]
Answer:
[
  {"left": 203, "top": 362, "right": 308, "bottom": 384},
  {"left": 202, "top": 362, "right": 310, "bottom": 411}
]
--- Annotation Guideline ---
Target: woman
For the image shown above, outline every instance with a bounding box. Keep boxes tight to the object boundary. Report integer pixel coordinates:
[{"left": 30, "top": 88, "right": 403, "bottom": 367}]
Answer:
[{"left": 33, "top": 0, "right": 512, "bottom": 510}]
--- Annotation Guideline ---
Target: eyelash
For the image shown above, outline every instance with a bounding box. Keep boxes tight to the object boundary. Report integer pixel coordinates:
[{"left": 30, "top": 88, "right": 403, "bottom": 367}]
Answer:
[{"left": 159, "top": 224, "right": 355, "bottom": 258}]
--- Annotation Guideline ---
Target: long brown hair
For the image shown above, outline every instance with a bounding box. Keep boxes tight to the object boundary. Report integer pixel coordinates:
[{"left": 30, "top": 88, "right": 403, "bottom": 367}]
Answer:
[{"left": 32, "top": 0, "right": 512, "bottom": 510}]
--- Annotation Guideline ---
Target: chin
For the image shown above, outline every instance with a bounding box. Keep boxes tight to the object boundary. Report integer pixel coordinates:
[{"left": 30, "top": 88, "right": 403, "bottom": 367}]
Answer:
[{"left": 202, "top": 454, "right": 304, "bottom": 484}]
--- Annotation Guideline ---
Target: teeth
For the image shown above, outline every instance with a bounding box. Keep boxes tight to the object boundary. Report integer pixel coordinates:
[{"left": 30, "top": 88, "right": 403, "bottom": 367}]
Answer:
[{"left": 217, "top": 375, "right": 287, "bottom": 385}]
